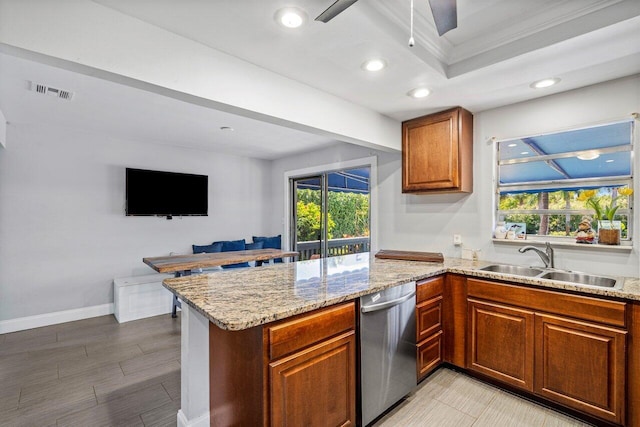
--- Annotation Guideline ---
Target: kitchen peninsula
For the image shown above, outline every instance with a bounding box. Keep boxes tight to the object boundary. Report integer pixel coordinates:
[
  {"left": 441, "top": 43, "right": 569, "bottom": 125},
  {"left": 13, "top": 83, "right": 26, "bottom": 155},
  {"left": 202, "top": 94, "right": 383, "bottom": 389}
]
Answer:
[{"left": 163, "top": 253, "right": 640, "bottom": 427}]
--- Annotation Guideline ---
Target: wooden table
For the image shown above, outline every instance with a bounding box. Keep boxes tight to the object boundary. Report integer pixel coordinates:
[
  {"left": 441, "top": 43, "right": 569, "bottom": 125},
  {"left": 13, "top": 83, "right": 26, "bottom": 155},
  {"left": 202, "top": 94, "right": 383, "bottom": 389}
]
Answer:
[{"left": 143, "top": 249, "right": 299, "bottom": 317}]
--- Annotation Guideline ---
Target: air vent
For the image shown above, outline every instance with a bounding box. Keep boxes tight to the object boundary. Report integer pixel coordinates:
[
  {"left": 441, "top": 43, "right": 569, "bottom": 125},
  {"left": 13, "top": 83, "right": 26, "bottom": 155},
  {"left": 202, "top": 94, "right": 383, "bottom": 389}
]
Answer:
[{"left": 28, "top": 81, "right": 74, "bottom": 101}]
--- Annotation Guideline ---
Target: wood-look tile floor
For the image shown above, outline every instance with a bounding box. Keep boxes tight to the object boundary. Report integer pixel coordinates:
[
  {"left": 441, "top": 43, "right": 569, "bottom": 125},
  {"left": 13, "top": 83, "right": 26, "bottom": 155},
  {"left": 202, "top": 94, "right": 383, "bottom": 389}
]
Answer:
[
  {"left": 373, "top": 368, "right": 594, "bottom": 427},
  {"left": 0, "top": 314, "right": 180, "bottom": 427},
  {"left": 1, "top": 313, "right": 594, "bottom": 427}
]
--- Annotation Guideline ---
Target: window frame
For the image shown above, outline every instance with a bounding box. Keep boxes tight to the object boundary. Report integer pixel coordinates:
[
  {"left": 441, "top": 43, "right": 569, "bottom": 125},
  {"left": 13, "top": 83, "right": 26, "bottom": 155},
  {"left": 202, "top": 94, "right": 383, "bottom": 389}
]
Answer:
[{"left": 494, "top": 120, "right": 634, "bottom": 245}]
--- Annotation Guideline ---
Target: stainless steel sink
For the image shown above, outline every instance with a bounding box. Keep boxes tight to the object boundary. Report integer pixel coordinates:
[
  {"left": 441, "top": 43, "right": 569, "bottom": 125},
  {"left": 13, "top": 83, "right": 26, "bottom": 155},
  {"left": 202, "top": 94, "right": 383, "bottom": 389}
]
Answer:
[
  {"left": 479, "top": 264, "right": 544, "bottom": 277},
  {"left": 539, "top": 271, "right": 619, "bottom": 288},
  {"left": 476, "top": 264, "right": 622, "bottom": 289}
]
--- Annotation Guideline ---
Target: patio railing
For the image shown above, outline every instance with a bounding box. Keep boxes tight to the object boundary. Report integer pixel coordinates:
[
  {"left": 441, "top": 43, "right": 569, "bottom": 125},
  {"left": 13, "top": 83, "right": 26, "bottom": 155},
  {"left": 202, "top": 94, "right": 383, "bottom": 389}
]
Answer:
[{"left": 296, "top": 237, "right": 370, "bottom": 261}]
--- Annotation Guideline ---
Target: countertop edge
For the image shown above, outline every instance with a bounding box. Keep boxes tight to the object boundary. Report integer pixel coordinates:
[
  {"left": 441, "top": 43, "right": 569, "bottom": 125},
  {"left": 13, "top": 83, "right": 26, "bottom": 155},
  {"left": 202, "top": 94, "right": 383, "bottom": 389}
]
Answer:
[
  {"left": 162, "top": 259, "right": 640, "bottom": 331},
  {"left": 163, "top": 268, "right": 448, "bottom": 330}
]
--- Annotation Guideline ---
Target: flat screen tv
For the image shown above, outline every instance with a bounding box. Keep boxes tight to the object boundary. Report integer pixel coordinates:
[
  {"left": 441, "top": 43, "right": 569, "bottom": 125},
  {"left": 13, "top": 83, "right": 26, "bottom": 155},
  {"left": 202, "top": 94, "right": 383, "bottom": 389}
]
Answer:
[{"left": 126, "top": 168, "right": 208, "bottom": 218}]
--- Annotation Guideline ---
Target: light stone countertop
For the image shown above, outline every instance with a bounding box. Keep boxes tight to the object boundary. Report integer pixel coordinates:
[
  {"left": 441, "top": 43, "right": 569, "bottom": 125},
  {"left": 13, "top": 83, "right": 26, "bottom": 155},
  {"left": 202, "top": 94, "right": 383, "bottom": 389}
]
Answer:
[{"left": 162, "top": 253, "right": 640, "bottom": 331}]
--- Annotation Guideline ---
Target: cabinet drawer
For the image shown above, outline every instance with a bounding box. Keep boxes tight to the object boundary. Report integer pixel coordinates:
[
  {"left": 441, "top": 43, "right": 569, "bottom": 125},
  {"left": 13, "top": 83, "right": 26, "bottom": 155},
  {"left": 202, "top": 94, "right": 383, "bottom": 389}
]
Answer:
[
  {"left": 417, "top": 276, "right": 444, "bottom": 303},
  {"left": 417, "top": 296, "right": 443, "bottom": 342},
  {"left": 467, "top": 278, "right": 626, "bottom": 328},
  {"left": 418, "top": 331, "right": 443, "bottom": 380},
  {"left": 268, "top": 302, "right": 355, "bottom": 360}
]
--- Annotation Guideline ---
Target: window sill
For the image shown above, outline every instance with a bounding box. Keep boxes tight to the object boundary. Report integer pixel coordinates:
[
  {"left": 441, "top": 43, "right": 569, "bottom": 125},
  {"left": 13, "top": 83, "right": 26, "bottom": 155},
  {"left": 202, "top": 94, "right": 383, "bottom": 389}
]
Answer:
[{"left": 491, "top": 238, "right": 633, "bottom": 252}]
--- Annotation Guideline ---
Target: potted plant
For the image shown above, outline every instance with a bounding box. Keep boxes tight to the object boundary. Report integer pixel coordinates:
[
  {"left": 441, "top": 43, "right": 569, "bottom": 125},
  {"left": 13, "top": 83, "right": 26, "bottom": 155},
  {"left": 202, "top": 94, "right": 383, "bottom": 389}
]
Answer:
[{"left": 578, "top": 188, "right": 633, "bottom": 245}]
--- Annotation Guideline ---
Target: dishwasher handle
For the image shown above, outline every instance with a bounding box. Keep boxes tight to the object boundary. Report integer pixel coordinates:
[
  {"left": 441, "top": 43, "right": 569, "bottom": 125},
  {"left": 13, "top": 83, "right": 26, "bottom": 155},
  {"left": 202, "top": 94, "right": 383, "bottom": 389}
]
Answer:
[{"left": 361, "top": 290, "right": 416, "bottom": 313}]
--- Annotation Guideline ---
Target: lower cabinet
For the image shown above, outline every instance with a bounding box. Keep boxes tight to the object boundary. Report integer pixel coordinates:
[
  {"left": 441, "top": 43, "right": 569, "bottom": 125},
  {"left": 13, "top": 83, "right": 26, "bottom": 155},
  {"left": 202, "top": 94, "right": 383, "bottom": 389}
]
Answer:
[
  {"left": 466, "top": 278, "right": 627, "bottom": 425},
  {"left": 535, "top": 314, "right": 626, "bottom": 425},
  {"left": 208, "top": 277, "right": 630, "bottom": 426},
  {"left": 467, "top": 299, "right": 534, "bottom": 391},
  {"left": 209, "top": 301, "right": 356, "bottom": 427},
  {"left": 416, "top": 276, "right": 445, "bottom": 380},
  {"left": 270, "top": 332, "right": 356, "bottom": 427},
  {"left": 417, "top": 330, "right": 443, "bottom": 378}
]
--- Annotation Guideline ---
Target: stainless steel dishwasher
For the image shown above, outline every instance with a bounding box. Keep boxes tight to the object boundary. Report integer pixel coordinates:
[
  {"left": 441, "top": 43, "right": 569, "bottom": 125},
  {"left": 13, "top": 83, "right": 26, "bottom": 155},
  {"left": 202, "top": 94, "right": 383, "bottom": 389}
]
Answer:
[{"left": 360, "top": 281, "right": 417, "bottom": 426}]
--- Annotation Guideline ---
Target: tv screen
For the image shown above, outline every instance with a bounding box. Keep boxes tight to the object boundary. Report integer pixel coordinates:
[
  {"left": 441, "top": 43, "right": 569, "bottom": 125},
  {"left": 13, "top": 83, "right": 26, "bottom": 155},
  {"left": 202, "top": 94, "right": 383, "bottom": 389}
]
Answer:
[{"left": 126, "top": 168, "right": 208, "bottom": 217}]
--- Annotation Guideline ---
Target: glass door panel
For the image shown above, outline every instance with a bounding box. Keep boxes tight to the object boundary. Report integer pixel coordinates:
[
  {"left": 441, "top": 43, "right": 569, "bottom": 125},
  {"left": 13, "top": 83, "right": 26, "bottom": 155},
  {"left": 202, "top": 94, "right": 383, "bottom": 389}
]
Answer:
[
  {"left": 291, "top": 176, "right": 323, "bottom": 261},
  {"left": 326, "top": 169, "right": 370, "bottom": 257}
]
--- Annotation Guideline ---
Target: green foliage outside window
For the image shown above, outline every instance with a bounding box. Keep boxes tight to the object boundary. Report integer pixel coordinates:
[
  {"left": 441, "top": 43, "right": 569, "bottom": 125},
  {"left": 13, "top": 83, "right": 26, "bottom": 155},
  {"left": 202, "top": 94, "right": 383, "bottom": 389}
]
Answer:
[
  {"left": 499, "top": 188, "right": 631, "bottom": 238},
  {"left": 296, "top": 189, "right": 370, "bottom": 242}
]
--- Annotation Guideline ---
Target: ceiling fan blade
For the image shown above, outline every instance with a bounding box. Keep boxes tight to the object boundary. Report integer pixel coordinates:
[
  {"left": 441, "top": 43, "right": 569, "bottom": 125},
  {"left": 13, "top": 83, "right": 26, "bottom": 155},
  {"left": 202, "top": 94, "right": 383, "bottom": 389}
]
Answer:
[
  {"left": 428, "top": 0, "right": 457, "bottom": 36},
  {"left": 315, "top": 0, "right": 359, "bottom": 23}
]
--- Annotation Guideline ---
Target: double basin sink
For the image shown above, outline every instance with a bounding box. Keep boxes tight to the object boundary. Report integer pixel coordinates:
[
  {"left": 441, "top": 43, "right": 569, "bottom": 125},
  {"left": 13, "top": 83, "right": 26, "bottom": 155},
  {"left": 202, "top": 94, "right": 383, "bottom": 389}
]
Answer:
[{"left": 477, "top": 264, "right": 622, "bottom": 289}]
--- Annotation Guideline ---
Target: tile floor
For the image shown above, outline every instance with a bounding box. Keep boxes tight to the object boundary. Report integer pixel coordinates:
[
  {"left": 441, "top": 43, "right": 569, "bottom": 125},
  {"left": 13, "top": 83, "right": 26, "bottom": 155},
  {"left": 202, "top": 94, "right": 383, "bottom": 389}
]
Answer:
[
  {"left": 0, "top": 313, "right": 594, "bottom": 426},
  {"left": 0, "top": 314, "right": 180, "bottom": 427},
  {"left": 373, "top": 369, "right": 593, "bottom": 427}
]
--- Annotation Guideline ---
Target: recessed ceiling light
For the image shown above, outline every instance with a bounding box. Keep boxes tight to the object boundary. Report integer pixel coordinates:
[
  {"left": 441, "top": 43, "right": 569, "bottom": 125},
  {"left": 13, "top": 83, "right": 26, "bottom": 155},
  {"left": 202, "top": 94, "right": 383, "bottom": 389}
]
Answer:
[
  {"left": 362, "top": 59, "right": 387, "bottom": 72},
  {"left": 520, "top": 151, "right": 529, "bottom": 155},
  {"left": 530, "top": 78, "right": 561, "bottom": 89},
  {"left": 606, "top": 159, "right": 615, "bottom": 163},
  {"left": 275, "top": 7, "right": 307, "bottom": 28},
  {"left": 507, "top": 143, "right": 517, "bottom": 147},
  {"left": 577, "top": 152, "right": 600, "bottom": 160},
  {"left": 407, "top": 87, "right": 430, "bottom": 98},
  {"left": 220, "top": 126, "right": 234, "bottom": 131}
]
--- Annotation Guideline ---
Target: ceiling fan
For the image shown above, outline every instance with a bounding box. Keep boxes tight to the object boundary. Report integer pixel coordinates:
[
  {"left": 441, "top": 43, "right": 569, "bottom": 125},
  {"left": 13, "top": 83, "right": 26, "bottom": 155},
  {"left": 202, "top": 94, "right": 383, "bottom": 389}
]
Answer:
[{"left": 315, "top": 0, "right": 457, "bottom": 37}]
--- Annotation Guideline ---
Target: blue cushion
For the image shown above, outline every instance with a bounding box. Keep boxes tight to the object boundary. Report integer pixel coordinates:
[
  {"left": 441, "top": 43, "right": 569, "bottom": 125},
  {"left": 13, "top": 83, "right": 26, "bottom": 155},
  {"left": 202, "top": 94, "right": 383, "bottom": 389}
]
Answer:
[
  {"left": 192, "top": 242, "right": 223, "bottom": 254},
  {"left": 253, "top": 235, "right": 283, "bottom": 263},
  {"left": 215, "top": 239, "right": 250, "bottom": 269},
  {"left": 245, "top": 241, "right": 264, "bottom": 250},
  {"left": 214, "top": 239, "right": 245, "bottom": 252}
]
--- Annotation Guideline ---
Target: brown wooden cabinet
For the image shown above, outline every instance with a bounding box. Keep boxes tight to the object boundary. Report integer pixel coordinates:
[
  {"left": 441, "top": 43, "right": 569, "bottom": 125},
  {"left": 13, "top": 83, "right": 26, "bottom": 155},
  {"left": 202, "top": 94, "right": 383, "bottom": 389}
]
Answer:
[
  {"left": 206, "top": 274, "right": 634, "bottom": 426},
  {"left": 402, "top": 107, "right": 473, "bottom": 193},
  {"left": 209, "top": 302, "right": 356, "bottom": 427},
  {"left": 535, "top": 314, "right": 626, "bottom": 425},
  {"left": 270, "top": 332, "right": 356, "bottom": 427},
  {"left": 466, "top": 278, "right": 627, "bottom": 425},
  {"left": 467, "top": 299, "right": 534, "bottom": 391},
  {"left": 443, "top": 274, "right": 467, "bottom": 367},
  {"left": 416, "top": 276, "right": 444, "bottom": 380}
]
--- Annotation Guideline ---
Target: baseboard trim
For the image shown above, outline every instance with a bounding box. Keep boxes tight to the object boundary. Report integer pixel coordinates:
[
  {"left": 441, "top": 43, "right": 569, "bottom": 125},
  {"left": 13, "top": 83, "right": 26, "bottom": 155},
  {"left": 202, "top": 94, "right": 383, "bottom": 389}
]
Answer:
[
  {"left": 177, "top": 409, "right": 210, "bottom": 427},
  {"left": 0, "top": 303, "right": 114, "bottom": 334}
]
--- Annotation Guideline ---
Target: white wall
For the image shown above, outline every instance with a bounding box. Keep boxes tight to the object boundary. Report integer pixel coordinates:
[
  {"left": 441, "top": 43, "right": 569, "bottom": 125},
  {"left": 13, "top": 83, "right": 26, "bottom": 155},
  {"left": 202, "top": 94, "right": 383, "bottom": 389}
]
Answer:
[
  {"left": 0, "top": 123, "right": 272, "bottom": 321},
  {"left": 272, "top": 76, "right": 640, "bottom": 277}
]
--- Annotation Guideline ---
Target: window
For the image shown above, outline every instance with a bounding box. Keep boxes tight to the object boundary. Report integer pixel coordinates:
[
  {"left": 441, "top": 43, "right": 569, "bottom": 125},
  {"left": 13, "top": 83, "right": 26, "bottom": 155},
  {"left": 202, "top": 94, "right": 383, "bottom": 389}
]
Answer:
[{"left": 495, "top": 120, "right": 634, "bottom": 242}]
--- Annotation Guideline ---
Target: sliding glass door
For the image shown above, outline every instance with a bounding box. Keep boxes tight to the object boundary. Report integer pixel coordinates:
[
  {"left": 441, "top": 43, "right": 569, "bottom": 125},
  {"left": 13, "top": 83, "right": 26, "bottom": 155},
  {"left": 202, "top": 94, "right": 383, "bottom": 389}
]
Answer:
[
  {"left": 291, "top": 175, "right": 324, "bottom": 260},
  {"left": 291, "top": 168, "right": 370, "bottom": 261}
]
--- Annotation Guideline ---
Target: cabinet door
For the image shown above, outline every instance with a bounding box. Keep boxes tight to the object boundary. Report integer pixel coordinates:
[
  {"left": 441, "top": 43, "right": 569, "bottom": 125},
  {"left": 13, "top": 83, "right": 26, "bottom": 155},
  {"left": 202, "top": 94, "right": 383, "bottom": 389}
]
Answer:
[
  {"left": 535, "top": 314, "right": 626, "bottom": 425},
  {"left": 403, "top": 109, "right": 459, "bottom": 191},
  {"left": 418, "top": 330, "right": 443, "bottom": 380},
  {"left": 402, "top": 107, "right": 472, "bottom": 193},
  {"left": 269, "top": 331, "right": 356, "bottom": 427},
  {"left": 467, "top": 299, "right": 535, "bottom": 391},
  {"left": 417, "top": 295, "right": 443, "bottom": 342},
  {"left": 416, "top": 275, "right": 444, "bottom": 303}
]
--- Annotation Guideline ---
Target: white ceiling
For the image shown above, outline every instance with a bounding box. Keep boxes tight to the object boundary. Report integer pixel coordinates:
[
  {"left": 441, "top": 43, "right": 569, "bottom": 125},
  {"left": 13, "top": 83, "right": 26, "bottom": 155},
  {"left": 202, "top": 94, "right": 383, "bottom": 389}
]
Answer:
[
  {"left": 0, "top": 53, "right": 337, "bottom": 159},
  {"left": 1, "top": 0, "right": 639, "bottom": 158}
]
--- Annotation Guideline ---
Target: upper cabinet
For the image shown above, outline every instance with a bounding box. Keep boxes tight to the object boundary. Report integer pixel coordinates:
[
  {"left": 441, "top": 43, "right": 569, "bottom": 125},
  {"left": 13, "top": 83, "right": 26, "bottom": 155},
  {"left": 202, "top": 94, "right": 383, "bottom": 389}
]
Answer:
[{"left": 402, "top": 107, "right": 473, "bottom": 193}]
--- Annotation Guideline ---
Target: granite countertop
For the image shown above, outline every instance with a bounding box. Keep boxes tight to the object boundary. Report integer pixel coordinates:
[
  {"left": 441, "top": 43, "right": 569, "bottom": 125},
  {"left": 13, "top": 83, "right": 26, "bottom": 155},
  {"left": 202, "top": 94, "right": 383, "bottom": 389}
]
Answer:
[{"left": 162, "top": 253, "right": 640, "bottom": 331}]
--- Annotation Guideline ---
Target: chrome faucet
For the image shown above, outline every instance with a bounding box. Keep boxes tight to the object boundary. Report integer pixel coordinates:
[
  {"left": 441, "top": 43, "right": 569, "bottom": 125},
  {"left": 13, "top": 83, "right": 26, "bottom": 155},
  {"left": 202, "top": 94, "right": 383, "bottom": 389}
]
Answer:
[{"left": 518, "top": 242, "right": 554, "bottom": 268}]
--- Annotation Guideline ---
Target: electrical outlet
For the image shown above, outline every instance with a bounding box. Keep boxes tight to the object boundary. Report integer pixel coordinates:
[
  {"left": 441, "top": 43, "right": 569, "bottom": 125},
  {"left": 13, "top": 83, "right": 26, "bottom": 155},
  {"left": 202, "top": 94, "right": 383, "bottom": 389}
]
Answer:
[{"left": 453, "top": 234, "right": 462, "bottom": 246}]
